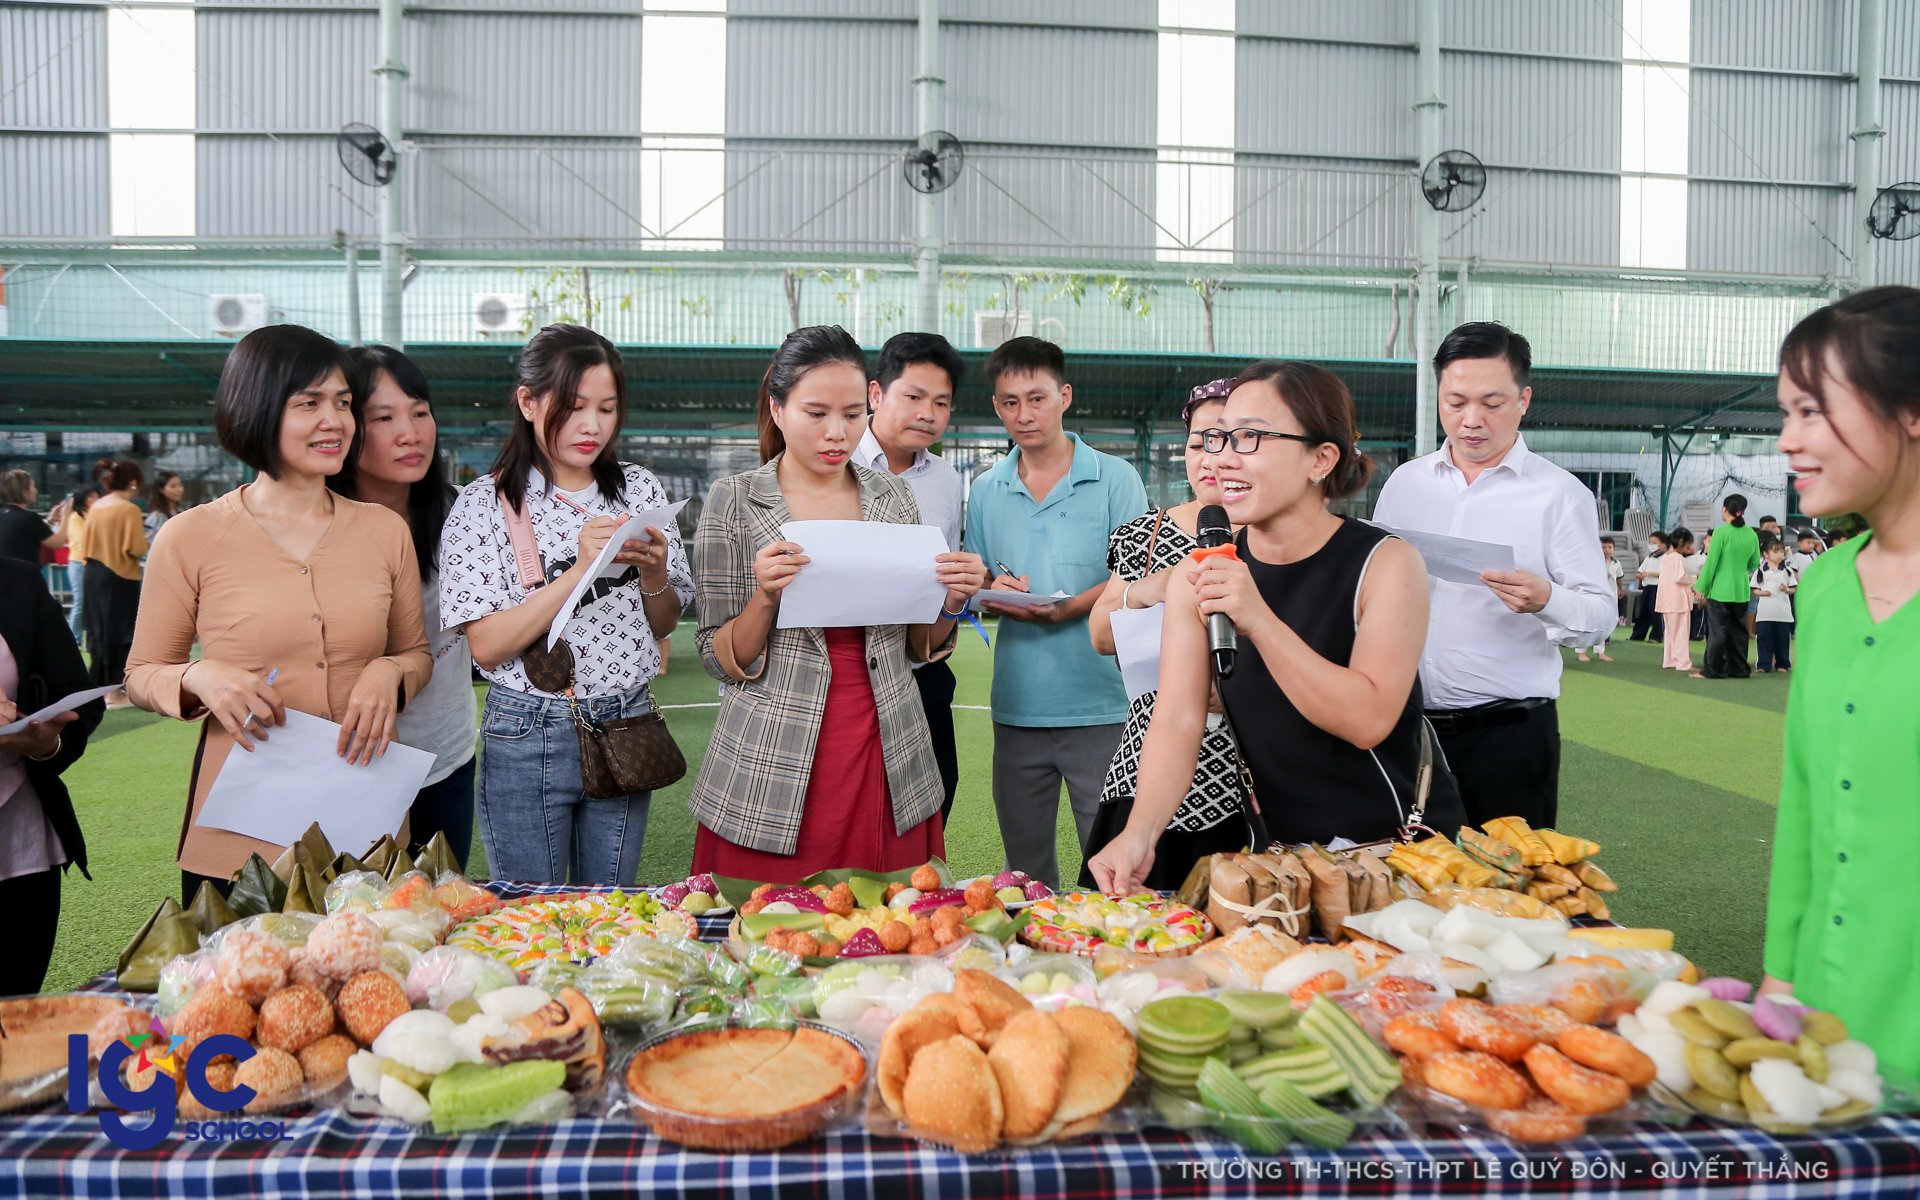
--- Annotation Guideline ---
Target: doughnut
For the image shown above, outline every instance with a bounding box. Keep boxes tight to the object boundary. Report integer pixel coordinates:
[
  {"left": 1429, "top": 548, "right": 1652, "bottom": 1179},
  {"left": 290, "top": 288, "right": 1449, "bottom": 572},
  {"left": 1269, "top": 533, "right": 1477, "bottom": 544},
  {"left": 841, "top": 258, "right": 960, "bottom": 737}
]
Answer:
[
  {"left": 1437, "top": 998, "right": 1538, "bottom": 1062},
  {"left": 1422, "top": 1051, "right": 1533, "bottom": 1111},
  {"left": 1523, "top": 1044, "right": 1633, "bottom": 1115},
  {"left": 1383, "top": 1010, "right": 1460, "bottom": 1059},
  {"left": 1555, "top": 1025, "right": 1657, "bottom": 1088},
  {"left": 1487, "top": 1096, "right": 1590, "bottom": 1143},
  {"left": 1498, "top": 1004, "right": 1576, "bottom": 1041}
]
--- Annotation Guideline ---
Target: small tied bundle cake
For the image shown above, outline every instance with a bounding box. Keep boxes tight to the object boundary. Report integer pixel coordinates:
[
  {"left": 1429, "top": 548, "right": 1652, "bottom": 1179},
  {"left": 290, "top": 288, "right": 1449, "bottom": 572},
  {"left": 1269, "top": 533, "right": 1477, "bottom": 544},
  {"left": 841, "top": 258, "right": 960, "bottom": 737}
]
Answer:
[{"left": 1022, "top": 893, "right": 1212, "bottom": 957}]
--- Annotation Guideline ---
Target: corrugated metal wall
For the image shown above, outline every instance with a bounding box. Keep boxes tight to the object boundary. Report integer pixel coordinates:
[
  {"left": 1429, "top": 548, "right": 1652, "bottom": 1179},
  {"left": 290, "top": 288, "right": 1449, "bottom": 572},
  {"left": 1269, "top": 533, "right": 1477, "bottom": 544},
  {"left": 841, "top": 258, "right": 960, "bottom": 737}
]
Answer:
[
  {"left": 4, "top": 0, "right": 1914, "bottom": 285},
  {"left": 2, "top": 4, "right": 107, "bottom": 237}
]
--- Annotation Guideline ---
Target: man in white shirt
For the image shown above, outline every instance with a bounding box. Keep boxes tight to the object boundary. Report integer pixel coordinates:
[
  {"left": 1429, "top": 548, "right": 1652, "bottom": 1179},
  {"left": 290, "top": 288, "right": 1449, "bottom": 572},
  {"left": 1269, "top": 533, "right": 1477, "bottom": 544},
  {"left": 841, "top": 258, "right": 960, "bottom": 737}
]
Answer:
[
  {"left": 1372, "top": 322, "right": 1615, "bottom": 828},
  {"left": 855, "top": 332, "right": 979, "bottom": 825}
]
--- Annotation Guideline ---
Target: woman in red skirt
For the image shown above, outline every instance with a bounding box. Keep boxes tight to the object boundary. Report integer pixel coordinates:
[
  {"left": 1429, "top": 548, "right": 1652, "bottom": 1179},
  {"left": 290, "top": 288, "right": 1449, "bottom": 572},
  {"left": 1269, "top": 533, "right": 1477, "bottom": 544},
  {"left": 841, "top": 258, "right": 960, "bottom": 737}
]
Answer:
[{"left": 688, "top": 327, "right": 987, "bottom": 881}]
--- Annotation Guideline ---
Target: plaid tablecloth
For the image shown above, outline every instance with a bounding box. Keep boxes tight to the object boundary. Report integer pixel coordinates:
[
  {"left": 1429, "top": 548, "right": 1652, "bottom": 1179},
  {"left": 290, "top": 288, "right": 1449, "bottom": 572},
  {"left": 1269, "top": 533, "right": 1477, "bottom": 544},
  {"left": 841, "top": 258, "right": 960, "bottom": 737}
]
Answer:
[{"left": 8, "top": 884, "right": 1916, "bottom": 1199}]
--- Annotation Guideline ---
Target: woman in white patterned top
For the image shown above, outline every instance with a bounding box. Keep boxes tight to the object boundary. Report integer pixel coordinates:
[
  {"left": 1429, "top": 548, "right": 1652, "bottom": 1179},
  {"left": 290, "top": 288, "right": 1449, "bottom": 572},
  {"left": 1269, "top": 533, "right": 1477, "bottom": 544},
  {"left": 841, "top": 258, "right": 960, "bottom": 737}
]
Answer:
[{"left": 439, "top": 325, "right": 693, "bottom": 885}]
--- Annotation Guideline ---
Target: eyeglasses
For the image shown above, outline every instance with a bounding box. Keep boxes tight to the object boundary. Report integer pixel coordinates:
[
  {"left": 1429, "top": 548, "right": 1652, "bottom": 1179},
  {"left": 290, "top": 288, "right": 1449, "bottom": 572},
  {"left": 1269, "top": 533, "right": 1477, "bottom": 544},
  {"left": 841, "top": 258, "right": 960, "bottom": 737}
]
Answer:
[{"left": 1194, "top": 427, "right": 1321, "bottom": 455}]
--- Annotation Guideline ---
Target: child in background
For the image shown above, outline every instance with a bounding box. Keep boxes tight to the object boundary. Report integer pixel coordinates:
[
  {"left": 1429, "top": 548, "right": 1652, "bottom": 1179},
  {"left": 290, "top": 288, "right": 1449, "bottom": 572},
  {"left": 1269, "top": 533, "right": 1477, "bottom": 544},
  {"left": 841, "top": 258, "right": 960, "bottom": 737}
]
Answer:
[
  {"left": 1751, "top": 540, "right": 1798, "bottom": 672},
  {"left": 1575, "top": 535, "right": 1622, "bottom": 663},
  {"left": 1687, "top": 533, "right": 1709, "bottom": 642},
  {"left": 1657, "top": 527, "right": 1697, "bottom": 671}
]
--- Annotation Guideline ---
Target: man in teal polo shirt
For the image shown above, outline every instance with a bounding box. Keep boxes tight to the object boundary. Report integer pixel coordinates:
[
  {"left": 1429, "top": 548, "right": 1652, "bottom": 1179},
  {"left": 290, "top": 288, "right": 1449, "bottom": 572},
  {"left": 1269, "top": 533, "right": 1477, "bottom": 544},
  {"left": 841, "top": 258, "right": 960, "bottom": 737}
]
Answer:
[{"left": 966, "top": 337, "right": 1148, "bottom": 889}]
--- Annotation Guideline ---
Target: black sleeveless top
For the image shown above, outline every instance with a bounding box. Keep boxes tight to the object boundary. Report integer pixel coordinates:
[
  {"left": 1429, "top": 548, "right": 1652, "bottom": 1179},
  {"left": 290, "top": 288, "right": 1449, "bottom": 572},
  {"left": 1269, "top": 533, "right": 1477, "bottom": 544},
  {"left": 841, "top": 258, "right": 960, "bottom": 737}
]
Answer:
[{"left": 1218, "top": 518, "right": 1465, "bottom": 846}]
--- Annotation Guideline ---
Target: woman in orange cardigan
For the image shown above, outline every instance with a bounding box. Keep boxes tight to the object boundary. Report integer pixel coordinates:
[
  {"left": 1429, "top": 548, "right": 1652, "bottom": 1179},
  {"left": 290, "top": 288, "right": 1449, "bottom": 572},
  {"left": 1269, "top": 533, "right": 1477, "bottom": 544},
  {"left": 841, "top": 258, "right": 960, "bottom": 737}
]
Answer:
[{"left": 127, "top": 325, "right": 430, "bottom": 901}]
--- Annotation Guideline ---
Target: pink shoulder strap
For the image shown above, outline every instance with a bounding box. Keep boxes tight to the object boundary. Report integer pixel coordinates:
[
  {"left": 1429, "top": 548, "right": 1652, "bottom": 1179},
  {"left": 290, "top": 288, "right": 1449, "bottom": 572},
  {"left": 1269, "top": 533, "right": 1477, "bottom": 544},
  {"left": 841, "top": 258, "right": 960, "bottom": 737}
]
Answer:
[{"left": 499, "top": 489, "right": 546, "bottom": 591}]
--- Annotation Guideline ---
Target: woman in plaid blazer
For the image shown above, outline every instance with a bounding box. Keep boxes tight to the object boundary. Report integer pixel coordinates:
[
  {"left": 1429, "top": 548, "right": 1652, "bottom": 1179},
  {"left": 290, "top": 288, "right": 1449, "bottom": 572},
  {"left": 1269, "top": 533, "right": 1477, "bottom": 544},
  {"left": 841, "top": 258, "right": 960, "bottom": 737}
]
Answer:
[{"left": 689, "top": 327, "right": 987, "bottom": 881}]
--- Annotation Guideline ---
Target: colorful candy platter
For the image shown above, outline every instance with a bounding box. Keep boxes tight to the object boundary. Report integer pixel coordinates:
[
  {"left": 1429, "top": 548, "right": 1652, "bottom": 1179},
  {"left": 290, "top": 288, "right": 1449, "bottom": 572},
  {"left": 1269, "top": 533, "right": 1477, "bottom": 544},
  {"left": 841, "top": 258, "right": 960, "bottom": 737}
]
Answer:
[
  {"left": 446, "top": 891, "right": 698, "bottom": 972},
  {"left": 1021, "top": 892, "right": 1214, "bottom": 958}
]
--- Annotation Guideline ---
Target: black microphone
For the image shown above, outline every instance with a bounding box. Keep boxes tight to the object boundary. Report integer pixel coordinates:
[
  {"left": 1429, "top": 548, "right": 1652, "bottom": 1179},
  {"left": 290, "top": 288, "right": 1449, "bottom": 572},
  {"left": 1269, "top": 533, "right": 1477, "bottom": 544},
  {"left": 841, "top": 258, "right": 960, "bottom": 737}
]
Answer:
[{"left": 1196, "top": 504, "right": 1236, "bottom": 678}]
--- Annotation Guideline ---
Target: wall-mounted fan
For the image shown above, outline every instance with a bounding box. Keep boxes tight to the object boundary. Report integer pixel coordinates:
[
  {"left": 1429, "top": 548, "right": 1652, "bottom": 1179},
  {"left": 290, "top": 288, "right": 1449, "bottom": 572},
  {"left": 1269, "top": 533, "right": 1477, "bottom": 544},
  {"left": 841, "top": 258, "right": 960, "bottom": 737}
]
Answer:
[
  {"left": 1867, "top": 182, "right": 1920, "bottom": 241},
  {"left": 903, "top": 132, "right": 965, "bottom": 195},
  {"left": 1421, "top": 149, "right": 1487, "bottom": 213},
  {"left": 338, "top": 123, "right": 397, "bottom": 187}
]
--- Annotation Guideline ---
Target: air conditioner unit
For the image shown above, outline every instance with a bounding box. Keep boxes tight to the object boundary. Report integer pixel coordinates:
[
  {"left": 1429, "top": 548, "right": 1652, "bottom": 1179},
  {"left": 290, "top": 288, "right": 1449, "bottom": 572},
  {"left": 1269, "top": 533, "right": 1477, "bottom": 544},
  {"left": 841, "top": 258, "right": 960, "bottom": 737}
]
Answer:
[
  {"left": 974, "top": 310, "right": 1032, "bottom": 348},
  {"left": 209, "top": 294, "right": 269, "bottom": 337},
  {"left": 472, "top": 292, "right": 528, "bottom": 336}
]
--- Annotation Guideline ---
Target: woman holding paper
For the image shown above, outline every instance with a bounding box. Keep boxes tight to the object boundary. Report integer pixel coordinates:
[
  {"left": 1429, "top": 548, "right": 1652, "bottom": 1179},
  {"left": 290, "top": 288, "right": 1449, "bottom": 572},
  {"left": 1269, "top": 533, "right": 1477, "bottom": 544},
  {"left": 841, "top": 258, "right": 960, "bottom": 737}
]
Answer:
[
  {"left": 1080, "top": 379, "right": 1248, "bottom": 890},
  {"left": 1087, "top": 362, "right": 1466, "bottom": 895},
  {"left": 126, "top": 324, "right": 432, "bottom": 902},
  {"left": 0, "top": 557, "right": 104, "bottom": 996},
  {"left": 331, "top": 344, "right": 476, "bottom": 866},
  {"left": 439, "top": 324, "right": 693, "bottom": 886},
  {"left": 689, "top": 325, "right": 986, "bottom": 881}
]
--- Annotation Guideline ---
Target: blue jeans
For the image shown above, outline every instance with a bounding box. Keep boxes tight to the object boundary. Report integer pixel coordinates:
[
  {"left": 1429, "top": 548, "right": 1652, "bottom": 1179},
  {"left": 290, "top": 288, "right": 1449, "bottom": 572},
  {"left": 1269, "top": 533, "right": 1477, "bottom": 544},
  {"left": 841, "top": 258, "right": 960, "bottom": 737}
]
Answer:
[
  {"left": 66, "top": 561, "right": 86, "bottom": 643},
  {"left": 476, "top": 683, "right": 653, "bottom": 885}
]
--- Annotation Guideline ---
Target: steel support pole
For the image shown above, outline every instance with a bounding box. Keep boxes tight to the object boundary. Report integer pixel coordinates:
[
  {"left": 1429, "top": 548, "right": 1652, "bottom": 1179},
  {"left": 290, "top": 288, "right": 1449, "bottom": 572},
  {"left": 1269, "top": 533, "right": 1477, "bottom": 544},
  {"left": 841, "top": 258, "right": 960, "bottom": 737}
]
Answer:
[
  {"left": 1851, "top": 0, "right": 1885, "bottom": 290},
  {"left": 376, "top": 0, "right": 408, "bottom": 347},
  {"left": 1412, "top": 0, "right": 1445, "bottom": 456},
  {"left": 913, "top": 0, "right": 943, "bottom": 333}
]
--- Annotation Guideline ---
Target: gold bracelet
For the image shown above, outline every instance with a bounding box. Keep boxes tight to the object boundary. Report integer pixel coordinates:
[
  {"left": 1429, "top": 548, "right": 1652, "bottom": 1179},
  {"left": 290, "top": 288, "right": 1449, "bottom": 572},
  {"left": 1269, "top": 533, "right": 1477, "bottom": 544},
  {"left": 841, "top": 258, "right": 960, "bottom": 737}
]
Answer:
[{"left": 27, "top": 732, "right": 62, "bottom": 762}]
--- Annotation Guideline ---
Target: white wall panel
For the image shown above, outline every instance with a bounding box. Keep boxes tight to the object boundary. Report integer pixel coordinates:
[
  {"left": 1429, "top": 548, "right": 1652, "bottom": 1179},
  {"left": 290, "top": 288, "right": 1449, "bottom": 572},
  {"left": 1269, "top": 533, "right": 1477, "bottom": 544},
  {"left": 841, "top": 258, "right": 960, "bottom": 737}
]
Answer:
[
  {"left": 1237, "top": 40, "right": 1410, "bottom": 160},
  {"left": 1447, "top": 0, "right": 1621, "bottom": 58},
  {"left": 408, "top": 143, "right": 648, "bottom": 243},
  {"left": 1444, "top": 170, "right": 1620, "bottom": 265},
  {"left": 947, "top": 23, "right": 1155, "bottom": 147},
  {"left": 1, "top": 4, "right": 105, "bottom": 129},
  {"left": 0, "top": 135, "right": 107, "bottom": 237},
  {"left": 1232, "top": 156, "right": 1412, "bottom": 266},
  {"left": 725, "top": 17, "right": 911, "bottom": 140},
  {"left": 197, "top": 11, "right": 376, "bottom": 131},
  {"left": 1235, "top": 1, "right": 1407, "bottom": 43},
  {"left": 1445, "top": 53, "right": 1620, "bottom": 172},
  {"left": 410, "top": 12, "right": 639, "bottom": 135},
  {"left": 1687, "top": 181, "right": 1850, "bottom": 276},
  {"left": 1689, "top": 73, "right": 1847, "bottom": 183},
  {"left": 1692, "top": 0, "right": 1853, "bottom": 72},
  {"left": 197, "top": 136, "right": 379, "bottom": 239}
]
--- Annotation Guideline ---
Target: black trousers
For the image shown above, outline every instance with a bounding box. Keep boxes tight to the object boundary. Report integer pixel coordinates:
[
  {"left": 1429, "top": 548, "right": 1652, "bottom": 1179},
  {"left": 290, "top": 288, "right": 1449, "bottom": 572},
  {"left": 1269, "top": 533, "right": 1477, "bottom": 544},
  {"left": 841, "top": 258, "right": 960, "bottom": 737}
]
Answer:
[
  {"left": 1702, "top": 599, "right": 1752, "bottom": 678},
  {"left": 1429, "top": 702, "right": 1561, "bottom": 830},
  {"left": 1756, "top": 620, "right": 1793, "bottom": 671},
  {"left": 913, "top": 658, "right": 961, "bottom": 827},
  {"left": 1, "top": 867, "right": 61, "bottom": 997},
  {"left": 408, "top": 755, "right": 477, "bottom": 867},
  {"left": 1630, "top": 587, "right": 1664, "bottom": 642}
]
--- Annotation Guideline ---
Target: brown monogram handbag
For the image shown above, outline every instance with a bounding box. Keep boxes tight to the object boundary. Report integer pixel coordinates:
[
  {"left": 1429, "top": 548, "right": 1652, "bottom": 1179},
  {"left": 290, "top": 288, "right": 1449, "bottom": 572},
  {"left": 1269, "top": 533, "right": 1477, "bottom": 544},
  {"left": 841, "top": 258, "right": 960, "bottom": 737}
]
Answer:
[{"left": 568, "top": 686, "right": 687, "bottom": 798}]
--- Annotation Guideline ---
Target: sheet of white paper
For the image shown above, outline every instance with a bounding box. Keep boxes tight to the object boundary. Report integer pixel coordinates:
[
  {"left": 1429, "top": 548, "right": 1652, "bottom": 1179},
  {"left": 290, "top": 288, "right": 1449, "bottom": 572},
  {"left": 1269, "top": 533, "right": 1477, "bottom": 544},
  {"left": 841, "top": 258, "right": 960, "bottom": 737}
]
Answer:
[
  {"left": 0, "top": 686, "right": 118, "bottom": 734},
  {"left": 1109, "top": 603, "right": 1166, "bottom": 703},
  {"left": 774, "top": 520, "right": 950, "bottom": 629},
  {"left": 197, "top": 710, "right": 435, "bottom": 852},
  {"left": 1386, "top": 526, "right": 1517, "bottom": 587},
  {"left": 974, "top": 588, "right": 1071, "bottom": 609},
  {"left": 545, "top": 498, "right": 691, "bottom": 649}
]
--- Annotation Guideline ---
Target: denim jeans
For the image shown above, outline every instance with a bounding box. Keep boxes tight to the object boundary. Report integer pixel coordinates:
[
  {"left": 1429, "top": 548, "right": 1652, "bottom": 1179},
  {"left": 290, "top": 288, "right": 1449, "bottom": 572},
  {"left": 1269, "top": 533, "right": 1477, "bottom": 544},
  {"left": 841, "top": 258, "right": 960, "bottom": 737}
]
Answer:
[
  {"left": 476, "top": 683, "right": 653, "bottom": 885},
  {"left": 66, "top": 561, "right": 86, "bottom": 643}
]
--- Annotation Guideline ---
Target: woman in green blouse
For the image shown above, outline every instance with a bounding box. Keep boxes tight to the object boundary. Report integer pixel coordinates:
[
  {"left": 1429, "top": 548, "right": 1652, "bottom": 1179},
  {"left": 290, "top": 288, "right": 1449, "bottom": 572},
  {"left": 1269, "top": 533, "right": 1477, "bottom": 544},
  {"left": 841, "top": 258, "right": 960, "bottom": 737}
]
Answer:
[{"left": 1762, "top": 285, "right": 1920, "bottom": 1080}]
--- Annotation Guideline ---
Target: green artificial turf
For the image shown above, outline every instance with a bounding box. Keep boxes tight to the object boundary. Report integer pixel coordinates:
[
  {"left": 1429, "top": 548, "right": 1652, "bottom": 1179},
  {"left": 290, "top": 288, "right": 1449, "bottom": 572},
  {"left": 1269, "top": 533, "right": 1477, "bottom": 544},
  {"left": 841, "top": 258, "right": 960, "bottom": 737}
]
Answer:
[{"left": 43, "top": 629, "right": 1784, "bottom": 992}]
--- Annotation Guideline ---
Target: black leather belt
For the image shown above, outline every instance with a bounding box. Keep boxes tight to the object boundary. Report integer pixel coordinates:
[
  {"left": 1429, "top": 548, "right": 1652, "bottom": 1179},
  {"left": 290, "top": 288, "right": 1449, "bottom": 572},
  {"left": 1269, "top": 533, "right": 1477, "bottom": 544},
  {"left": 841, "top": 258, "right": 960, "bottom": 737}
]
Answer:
[{"left": 1423, "top": 697, "right": 1554, "bottom": 736}]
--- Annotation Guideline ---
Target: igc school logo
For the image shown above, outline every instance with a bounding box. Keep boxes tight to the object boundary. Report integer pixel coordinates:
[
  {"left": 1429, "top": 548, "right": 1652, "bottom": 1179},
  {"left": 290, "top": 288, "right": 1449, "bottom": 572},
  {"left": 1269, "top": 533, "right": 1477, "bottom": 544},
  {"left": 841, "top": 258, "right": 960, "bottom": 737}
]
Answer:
[{"left": 68, "top": 1022, "right": 292, "bottom": 1149}]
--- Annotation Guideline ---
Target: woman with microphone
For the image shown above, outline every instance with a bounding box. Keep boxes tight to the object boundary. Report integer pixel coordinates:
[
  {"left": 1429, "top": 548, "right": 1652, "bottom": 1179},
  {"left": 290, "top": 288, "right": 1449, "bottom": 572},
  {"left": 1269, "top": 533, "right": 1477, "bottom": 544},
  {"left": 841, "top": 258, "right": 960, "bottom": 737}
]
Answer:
[{"left": 1087, "top": 362, "right": 1464, "bottom": 894}]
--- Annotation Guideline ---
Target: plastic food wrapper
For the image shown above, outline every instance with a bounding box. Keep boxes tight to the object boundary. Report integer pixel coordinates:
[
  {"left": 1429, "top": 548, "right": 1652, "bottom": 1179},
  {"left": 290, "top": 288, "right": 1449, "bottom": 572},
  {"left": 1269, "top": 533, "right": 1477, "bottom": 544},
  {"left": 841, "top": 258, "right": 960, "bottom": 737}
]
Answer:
[
  {"left": 341, "top": 1002, "right": 599, "bottom": 1134},
  {"left": 1486, "top": 961, "right": 1641, "bottom": 1026},
  {"left": 1, "top": 992, "right": 153, "bottom": 1113},
  {"left": 1092, "top": 969, "right": 1214, "bottom": 1035},
  {"left": 226, "top": 910, "right": 324, "bottom": 949},
  {"left": 998, "top": 953, "right": 1100, "bottom": 1009},
  {"left": 406, "top": 947, "right": 518, "bottom": 1014},
  {"left": 1395, "top": 1078, "right": 1665, "bottom": 1145},
  {"left": 365, "top": 908, "right": 442, "bottom": 955},
  {"left": 805, "top": 956, "right": 959, "bottom": 1044},
  {"left": 604, "top": 935, "right": 711, "bottom": 988},
  {"left": 580, "top": 959, "right": 679, "bottom": 1030},
  {"left": 1144, "top": 1084, "right": 1400, "bottom": 1155},
  {"left": 324, "top": 871, "right": 390, "bottom": 915},
  {"left": 863, "top": 1076, "right": 1144, "bottom": 1157},
  {"left": 156, "top": 950, "right": 220, "bottom": 1018}
]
